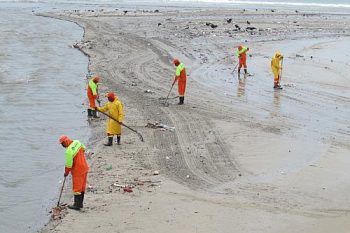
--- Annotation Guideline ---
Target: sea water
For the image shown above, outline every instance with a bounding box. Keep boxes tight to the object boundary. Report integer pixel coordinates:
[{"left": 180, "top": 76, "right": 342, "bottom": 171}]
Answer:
[{"left": 0, "top": 3, "right": 89, "bottom": 232}]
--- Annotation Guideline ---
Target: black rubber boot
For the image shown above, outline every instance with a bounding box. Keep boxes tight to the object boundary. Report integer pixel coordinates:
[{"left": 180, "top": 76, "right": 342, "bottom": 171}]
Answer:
[
  {"left": 87, "top": 109, "right": 93, "bottom": 117},
  {"left": 92, "top": 110, "right": 99, "bottom": 118},
  {"left": 79, "top": 192, "right": 84, "bottom": 208},
  {"left": 244, "top": 68, "right": 247, "bottom": 74},
  {"left": 116, "top": 136, "right": 121, "bottom": 145},
  {"left": 104, "top": 137, "right": 113, "bottom": 146},
  {"left": 178, "top": 97, "right": 184, "bottom": 105},
  {"left": 68, "top": 194, "right": 81, "bottom": 210}
]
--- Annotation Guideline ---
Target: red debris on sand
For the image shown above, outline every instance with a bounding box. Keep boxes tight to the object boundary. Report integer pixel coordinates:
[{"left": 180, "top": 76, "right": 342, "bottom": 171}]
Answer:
[{"left": 123, "top": 187, "right": 133, "bottom": 193}]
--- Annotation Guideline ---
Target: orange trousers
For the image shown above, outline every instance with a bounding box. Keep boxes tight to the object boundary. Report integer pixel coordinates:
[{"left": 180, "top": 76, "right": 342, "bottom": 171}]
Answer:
[
  {"left": 238, "top": 57, "right": 247, "bottom": 69},
  {"left": 274, "top": 75, "right": 280, "bottom": 86},
  {"left": 178, "top": 78, "right": 187, "bottom": 97},
  {"left": 72, "top": 172, "right": 87, "bottom": 195},
  {"left": 88, "top": 95, "right": 97, "bottom": 108}
]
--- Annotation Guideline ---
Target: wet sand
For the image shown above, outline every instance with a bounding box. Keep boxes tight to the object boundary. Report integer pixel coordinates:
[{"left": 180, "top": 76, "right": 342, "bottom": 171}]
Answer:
[{"left": 42, "top": 7, "right": 350, "bottom": 233}]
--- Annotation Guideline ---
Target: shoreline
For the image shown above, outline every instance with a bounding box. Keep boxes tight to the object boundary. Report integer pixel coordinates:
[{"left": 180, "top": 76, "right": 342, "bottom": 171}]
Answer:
[{"left": 42, "top": 6, "right": 350, "bottom": 233}]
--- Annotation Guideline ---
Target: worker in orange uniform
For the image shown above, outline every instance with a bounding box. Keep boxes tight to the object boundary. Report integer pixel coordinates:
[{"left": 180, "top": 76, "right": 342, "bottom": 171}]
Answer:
[
  {"left": 172, "top": 59, "right": 187, "bottom": 105},
  {"left": 87, "top": 75, "right": 101, "bottom": 118},
  {"left": 96, "top": 92, "right": 124, "bottom": 146},
  {"left": 236, "top": 45, "right": 249, "bottom": 76},
  {"left": 271, "top": 51, "right": 284, "bottom": 89},
  {"left": 59, "top": 135, "right": 89, "bottom": 210}
]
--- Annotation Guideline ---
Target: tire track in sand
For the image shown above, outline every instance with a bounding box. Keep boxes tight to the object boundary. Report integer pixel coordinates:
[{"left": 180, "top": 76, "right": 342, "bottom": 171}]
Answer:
[{"left": 82, "top": 19, "right": 241, "bottom": 189}]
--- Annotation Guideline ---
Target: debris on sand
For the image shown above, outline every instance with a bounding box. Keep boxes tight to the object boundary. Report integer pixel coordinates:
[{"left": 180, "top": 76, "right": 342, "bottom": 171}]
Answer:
[
  {"left": 153, "top": 170, "right": 159, "bottom": 175},
  {"left": 51, "top": 205, "right": 67, "bottom": 220},
  {"left": 72, "top": 40, "right": 92, "bottom": 50},
  {"left": 105, "top": 164, "right": 112, "bottom": 171},
  {"left": 246, "top": 27, "right": 257, "bottom": 31},
  {"left": 146, "top": 122, "right": 175, "bottom": 131},
  {"left": 87, "top": 185, "right": 96, "bottom": 192},
  {"left": 283, "top": 83, "right": 296, "bottom": 87},
  {"left": 144, "top": 89, "right": 155, "bottom": 93},
  {"left": 123, "top": 186, "right": 133, "bottom": 193},
  {"left": 205, "top": 22, "right": 218, "bottom": 28},
  {"left": 86, "top": 151, "right": 94, "bottom": 160}
]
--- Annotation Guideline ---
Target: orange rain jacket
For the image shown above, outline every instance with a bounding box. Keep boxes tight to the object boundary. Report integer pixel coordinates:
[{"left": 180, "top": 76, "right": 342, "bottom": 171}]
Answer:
[{"left": 174, "top": 63, "right": 187, "bottom": 97}]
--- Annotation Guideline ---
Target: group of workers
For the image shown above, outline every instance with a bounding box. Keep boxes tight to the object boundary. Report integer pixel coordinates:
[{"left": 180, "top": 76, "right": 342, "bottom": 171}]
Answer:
[
  {"left": 56, "top": 45, "right": 282, "bottom": 211},
  {"left": 57, "top": 59, "right": 186, "bottom": 210},
  {"left": 236, "top": 45, "right": 284, "bottom": 89}
]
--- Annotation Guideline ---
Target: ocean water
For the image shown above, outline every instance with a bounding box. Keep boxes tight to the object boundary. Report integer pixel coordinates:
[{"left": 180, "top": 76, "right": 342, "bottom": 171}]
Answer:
[{"left": 0, "top": 3, "right": 89, "bottom": 233}]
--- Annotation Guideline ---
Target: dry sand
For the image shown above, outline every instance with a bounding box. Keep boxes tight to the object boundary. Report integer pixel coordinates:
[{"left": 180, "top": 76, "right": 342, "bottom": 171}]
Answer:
[{"left": 41, "top": 7, "right": 350, "bottom": 233}]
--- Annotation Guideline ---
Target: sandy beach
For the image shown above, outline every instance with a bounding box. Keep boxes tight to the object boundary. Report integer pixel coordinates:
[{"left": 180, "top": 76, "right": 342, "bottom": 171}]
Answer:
[{"left": 41, "top": 6, "right": 350, "bottom": 233}]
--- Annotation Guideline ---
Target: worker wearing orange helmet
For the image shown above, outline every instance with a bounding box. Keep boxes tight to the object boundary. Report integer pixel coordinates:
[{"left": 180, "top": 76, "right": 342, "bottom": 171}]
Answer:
[
  {"left": 172, "top": 59, "right": 187, "bottom": 105},
  {"left": 87, "top": 75, "right": 101, "bottom": 118},
  {"left": 236, "top": 45, "right": 249, "bottom": 76},
  {"left": 59, "top": 135, "right": 89, "bottom": 210},
  {"left": 271, "top": 51, "right": 284, "bottom": 89},
  {"left": 96, "top": 92, "right": 124, "bottom": 146}
]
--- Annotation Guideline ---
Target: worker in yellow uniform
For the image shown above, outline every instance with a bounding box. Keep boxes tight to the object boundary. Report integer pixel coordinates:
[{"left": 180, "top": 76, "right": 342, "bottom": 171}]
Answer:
[
  {"left": 271, "top": 51, "right": 284, "bottom": 89},
  {"left": 96, "top": 92, "right": 124, "bottom": 146}
]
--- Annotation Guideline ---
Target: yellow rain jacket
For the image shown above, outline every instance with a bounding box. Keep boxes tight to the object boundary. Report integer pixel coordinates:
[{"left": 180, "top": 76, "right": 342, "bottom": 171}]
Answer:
[
  {"left": 271, "top": 52, "right": 283, "bottom": 79},
  {"left": 97, "top": 98, "right": 124, "bottom": 135}
]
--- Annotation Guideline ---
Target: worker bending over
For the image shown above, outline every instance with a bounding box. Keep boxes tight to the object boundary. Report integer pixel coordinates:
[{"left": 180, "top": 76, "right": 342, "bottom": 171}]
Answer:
[
  {"left": 172, "top": 59, "right": 187, "bottom": 105},
  {"left": 59, "top": 135, "right": 89, "bottom": 210},
  {"left": 236, "top": 45, "right": 249, "bottom": 76},
  {"left": 87, "top": 75, "right": 101, "bottom": 118}
]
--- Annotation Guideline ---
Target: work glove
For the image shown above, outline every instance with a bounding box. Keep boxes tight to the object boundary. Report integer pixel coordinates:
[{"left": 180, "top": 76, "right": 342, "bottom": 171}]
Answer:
[{"left": 64, "top": 167, "right": 71, "bottom": 177}]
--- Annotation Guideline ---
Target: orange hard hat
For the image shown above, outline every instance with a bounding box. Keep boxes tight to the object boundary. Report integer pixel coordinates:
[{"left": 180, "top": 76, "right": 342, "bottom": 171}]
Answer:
[
  {"left": 59, "top": 135, "right": 70, "bottom": 144},
  {"left": 105, "top": 92, "right": 115, "bottom": 98},
  {"left": 92, "top": 75, "right": 101, "bottom": 83},
  {"left": 59, "top": 135, "right": 73, "bottom": 147},
  {"left": 238, "top": 45, "right": 243, "bottom": 50},
  {"left": 172, "top": 59, "right": 180, "bottom": 66}
]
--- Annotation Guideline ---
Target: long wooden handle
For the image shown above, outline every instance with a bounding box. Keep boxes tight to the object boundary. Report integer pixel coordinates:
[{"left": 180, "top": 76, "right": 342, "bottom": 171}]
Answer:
[
  {"left": 57, "top": 176, "right": 66, "bottom": 207},
  {"left": 96, "top": 109, "right": 144, "bottom": 142}
]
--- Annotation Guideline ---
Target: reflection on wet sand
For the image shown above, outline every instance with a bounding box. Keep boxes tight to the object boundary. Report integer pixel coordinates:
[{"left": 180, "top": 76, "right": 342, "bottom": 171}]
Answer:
[
  {"left": 271, "top": 90, "right": 281, "bottom": 117},
  {"left": 237, "top": 74, "right": 246, "bottom": 97}
]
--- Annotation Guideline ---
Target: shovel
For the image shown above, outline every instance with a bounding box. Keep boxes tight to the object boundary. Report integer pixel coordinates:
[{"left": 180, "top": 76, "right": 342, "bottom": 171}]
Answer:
[
  {"left": 280, "top": 59, "right": 284, "bottom": 84},
  {"left": 231, "top": 62, "right": 239, "bottom": 74},
  {"left": 96, "top": 109, "right": 144, "bottom": 142},
  {"left": 51, "top": 176, "right": 66, "bottom": 219},
  {"left": 162, "top": 82, "right": 175, "bottom": 107}
]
